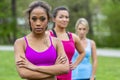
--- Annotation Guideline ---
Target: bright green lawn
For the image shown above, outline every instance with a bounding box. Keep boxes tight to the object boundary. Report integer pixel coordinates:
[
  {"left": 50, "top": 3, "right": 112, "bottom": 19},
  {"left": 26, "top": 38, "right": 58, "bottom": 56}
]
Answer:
[
  {"left": 0, "top": 51, "right": 120, "bottom": 80},
  {"left": 0, "top": 51, "right": 21, "bottom": 80},
  {"left": 96, "top": 56, "right": 120, "bottom": 80}
]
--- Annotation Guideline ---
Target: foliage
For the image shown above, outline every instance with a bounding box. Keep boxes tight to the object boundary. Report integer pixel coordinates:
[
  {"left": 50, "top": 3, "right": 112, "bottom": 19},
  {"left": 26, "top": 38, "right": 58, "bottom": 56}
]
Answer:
[
  {"left": 0, "top": 0, "right": 120, "bottom": 47},
  {"left": 94, "top": 0, "right": 120, "bottom": 47},
  {"left": 0, "top": 0, "right": 18, "bottom": 44},
  {"left": 0, "top": 0, "right": 11, "bottom": 44},
  {"left": 0, "top": 0, "right": 94, "bottom": 44}
]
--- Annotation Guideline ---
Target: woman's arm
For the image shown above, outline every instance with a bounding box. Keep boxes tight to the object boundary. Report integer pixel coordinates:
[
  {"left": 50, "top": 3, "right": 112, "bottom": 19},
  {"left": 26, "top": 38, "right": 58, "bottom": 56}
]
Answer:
[
  {"left": 14, "top": 38, "right": 52, "bottom": 79},
  {"left": 90, "top": 40, "right": 97, "bottom": 80},
  {"left": 31, "top": 38, "right": 69, "bottom": 75},
  {"left": 71, "top": 33, "right": 85, "bottom": 69},
  {"left": 16, "top": 37, "right": 69, "bottom": 76},
  {"left": 33, "top": 38, "right": 69, "bottom": 75}
]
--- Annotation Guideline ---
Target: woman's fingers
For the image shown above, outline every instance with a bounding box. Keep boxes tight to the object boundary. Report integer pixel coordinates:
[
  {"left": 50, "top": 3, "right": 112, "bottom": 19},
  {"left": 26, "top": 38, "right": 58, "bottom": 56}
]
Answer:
[
  {"left": 56, "top": 56, "right": 67, "bottom": 64},
  {"left": 20, "top": 55, "right": 26, "bottom": 60}
]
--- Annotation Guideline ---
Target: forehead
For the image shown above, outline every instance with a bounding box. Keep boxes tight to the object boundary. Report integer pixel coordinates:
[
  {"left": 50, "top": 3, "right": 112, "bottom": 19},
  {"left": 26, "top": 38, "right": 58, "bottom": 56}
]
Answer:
[
  {"left": 57, "top": 10, "right": 69, "bottom": 16},
  {"left": 30, "top": 7, "right": 47, "bottom": 16},
  {"left": 78, "top": 24, "right": 86, "bottom": 28}
]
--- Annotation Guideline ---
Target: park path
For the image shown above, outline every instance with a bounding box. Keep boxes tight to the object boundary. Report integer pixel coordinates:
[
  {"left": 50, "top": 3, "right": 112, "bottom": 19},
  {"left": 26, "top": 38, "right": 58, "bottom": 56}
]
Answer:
[{"left": 0, "top": 45, "right": 120, "bottom": 57}]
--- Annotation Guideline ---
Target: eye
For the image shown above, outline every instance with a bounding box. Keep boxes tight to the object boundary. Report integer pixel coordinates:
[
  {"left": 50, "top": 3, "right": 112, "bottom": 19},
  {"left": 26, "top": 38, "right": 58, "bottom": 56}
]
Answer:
[
  {"left": 39, "top": 16, "right": 46, "bottom": 21},
  {"left": 59, "top": 15, "right": 64, "bottom": 18},
  {"left": 65, "top": 16, "right": 69, "bottom": 19},
  {"left": 79, "top": 28, "right": 82, "bottom": 30},
  {"left": 83, "top": 28, "right": 86, "bottom": 30},
  {"left": 32, "top": 17, "right": 37, "bottom": 21}
]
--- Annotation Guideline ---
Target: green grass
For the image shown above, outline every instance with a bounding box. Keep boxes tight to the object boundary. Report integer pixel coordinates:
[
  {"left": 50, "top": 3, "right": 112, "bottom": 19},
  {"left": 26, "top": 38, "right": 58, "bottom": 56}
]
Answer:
[
  {"left": 96, "top": 56, "right": 120, "bottom": 80},
  {"left": 0, "top": 51, "right": 120, "bottom": 80},
  {"left": 0, "top": 51, "right": 22, "bottom": 80}
]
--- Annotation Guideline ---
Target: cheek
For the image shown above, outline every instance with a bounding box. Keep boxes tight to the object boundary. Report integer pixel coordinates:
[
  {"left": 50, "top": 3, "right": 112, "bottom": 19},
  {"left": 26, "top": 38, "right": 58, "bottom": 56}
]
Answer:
[
  {"left": 29, "top": 20, "right": 34, "bottom": 26},
  {"left": 43, "top": 21, "right": 48, "bottom": 28},
  {"left": 65, "top": 17, "right": 69, "bottom": 22},
  {"left": 77, "top": 30, "right": 80, "bottom": 34},
  {"left": 44, "top": 20, "right": 48, "bottom": 25},
  {"left": 77, "top": 29, "right": 82, "bottom": 32},
  {"left": 30, "top": 22, "right": 35, "bottom": 29}
]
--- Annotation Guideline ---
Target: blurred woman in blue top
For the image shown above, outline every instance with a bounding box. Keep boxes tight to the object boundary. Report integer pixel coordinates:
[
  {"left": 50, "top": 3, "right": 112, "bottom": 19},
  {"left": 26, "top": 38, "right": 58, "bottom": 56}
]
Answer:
[{"left": 72, "top": 18, "right": 97, "bottom": 80}]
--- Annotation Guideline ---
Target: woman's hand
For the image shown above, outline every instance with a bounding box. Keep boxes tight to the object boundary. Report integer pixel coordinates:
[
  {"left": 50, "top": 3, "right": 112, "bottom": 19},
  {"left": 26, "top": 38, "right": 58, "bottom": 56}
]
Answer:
[
  {"left": 69, "top": 62, "right": 77, "bottom": 70},
  {"left": 16, "top": 56, "right": 36, "bottom": 71},
  {"left": 90, "top": 77, "right": 95, "bottom": 80},
  {"left": 55, "top": 56, "right": 67, "bottom": 64}
]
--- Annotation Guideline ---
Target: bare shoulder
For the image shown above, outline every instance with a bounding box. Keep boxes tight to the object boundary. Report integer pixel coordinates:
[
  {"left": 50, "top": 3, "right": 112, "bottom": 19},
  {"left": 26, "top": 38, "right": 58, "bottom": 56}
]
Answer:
[
  {"left": 89, "top": 39, "right": 96, "bottom": 48},
  {"left": 14, "top": 37, "right": 26, "bottom": 56},
  {"left": 71, "top": 32, "right": 79, "bottom": 38},
  {"left": 46, "top": 30, "right": 51, "bottom": 35},
  {"left": 70, "top": 32, "right": 80, "bottom": 42},
  {"left": 50, "top": 36, "right": 62, "bottom": 51},
  {"left": 90, "top": 39, "right": 96, "bottom": 46},
  {"left": 70, "top": 32, "right": 76, "bottom": 37},
  {"left": 14, "top": 37, "right": 25, "bottom": 48},
  {"left": 51, "top": 36, "right": 61, "bottom": 44}
]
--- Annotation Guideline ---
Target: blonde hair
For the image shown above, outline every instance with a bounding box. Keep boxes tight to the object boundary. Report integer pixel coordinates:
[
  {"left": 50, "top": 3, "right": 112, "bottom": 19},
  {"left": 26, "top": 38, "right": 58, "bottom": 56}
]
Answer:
[{"left": 75, "top": 18, "right": 89, "bottom": 34}]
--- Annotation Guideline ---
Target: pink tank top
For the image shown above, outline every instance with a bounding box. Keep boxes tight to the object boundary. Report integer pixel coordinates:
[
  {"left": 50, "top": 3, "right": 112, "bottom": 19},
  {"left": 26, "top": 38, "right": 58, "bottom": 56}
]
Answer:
[
  {"left": 50, "top": 30, "right": 75, "bottom": 79},
  {"left": 24, "top": 36, "right": 57, "bottom": 66}
]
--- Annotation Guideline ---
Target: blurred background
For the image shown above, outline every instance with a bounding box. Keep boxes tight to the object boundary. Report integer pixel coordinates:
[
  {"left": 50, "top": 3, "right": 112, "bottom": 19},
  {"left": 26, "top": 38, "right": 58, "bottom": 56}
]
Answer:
[
  {"left": 0, "top": 0, "right": 120, "bottom": 48},
  {"left": 0, "top": 0, "right": 120, "bottom": 80}
]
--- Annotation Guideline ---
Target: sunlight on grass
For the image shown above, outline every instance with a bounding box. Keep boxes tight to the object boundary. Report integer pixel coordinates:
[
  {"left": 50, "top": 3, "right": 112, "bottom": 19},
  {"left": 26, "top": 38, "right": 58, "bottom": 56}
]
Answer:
[
  {"left": 0, "top": 51, "right": 22, "bottom": 80},
  {"left": 0, "top": 51, "right": 120, "bottom": 80},
  {"left": 97, "top": 56, "right": 120, "bottom": 80}
]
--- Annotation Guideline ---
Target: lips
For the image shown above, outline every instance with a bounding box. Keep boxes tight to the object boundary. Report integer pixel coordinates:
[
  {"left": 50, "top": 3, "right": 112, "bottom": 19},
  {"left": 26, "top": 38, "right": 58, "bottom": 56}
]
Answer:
[
  {"left": 35, "top": 28, "right": 43, "bottom": 31},
  {"left": 61, "top": 22, "right": 68, "bottom": 25}
]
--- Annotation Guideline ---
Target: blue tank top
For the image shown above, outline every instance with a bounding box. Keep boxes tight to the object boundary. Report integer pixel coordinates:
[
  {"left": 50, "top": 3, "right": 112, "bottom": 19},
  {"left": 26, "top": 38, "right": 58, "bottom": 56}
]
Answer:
[
  {"left": 24, "top": 36, "right": 57, "bottom": 66},
  {"left": 72, "top": 39, "right": 92, "bottom": 79}
]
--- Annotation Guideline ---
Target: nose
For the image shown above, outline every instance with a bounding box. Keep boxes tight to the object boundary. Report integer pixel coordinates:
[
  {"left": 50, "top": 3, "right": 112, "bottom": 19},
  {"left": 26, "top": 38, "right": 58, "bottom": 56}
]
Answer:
[
  {"left": 36, "top": 20, "right": 41, "bottom": 26},
  {"left": 62, "top": 17, "right": 67, "bottom": 21},
  {"left": 79, "top": 30, "right": 84, "bottom": 34}
]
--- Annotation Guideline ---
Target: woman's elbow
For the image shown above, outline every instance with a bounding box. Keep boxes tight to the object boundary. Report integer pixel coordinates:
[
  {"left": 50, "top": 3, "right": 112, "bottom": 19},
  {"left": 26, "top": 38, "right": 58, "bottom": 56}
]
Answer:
[
  {"left": 17, "top": 69, "right": 31, "bottom": 79},
  {"left": 18, "top": 72, "right": 28, "bottom": 79},
  {"left": 62, "top": 64, "right": 70, "bottom": 74},
  {"left": 82, "top": 50, "right": 85, "bottom": 57}
]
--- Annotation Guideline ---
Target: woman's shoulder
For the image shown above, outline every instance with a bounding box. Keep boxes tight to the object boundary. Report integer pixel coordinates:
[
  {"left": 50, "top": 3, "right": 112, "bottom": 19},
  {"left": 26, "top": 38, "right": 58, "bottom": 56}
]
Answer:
[
  {"left": 69, "top": 32, "right": 80, "bottom": 41},
  {"left": 14, "top": 37, "right": 25, "bottom": 46},
  {"left": 67, "top": 32, "right": 77, "bottom": 38},
  {"left": 50, "top": 36, "right": 62, "bottom": 50},
  {"left": 51, "top": 36, "right": 60, "bottom": 43},
  {"left": 87, "top": 38, "right": 96, "bottom": 47},
  {"left": 46, "top": 30, "right": 51, "bottom": 35}
]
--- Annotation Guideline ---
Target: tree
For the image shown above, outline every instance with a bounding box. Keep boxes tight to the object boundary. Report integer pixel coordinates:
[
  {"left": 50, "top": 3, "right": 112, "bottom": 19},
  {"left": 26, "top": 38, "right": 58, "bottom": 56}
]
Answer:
[
  {"left": 0, "top": 0, "right": 11, "bottom": 44},
  {"left": 11, "top": 0, "right": 17, "bottom": 43},
  {"left": 0, "top": 0, "right": 17, "bottom": 44},
  {"left": 92, "top": 0, "right": 120, "bottom": 47},
  {"left": 103, "top": 0, "right": 120, "bottom": 47}
]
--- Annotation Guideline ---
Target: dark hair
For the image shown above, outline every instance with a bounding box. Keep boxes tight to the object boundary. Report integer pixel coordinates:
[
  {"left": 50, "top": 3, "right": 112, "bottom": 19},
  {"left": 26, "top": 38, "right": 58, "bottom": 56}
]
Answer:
[
  {"left": 52, "top": 6, "right": 69, "bottom": 18},
  {"left": 52, "top": 6, "right": 69, "bottom": 29},
  {"left": 25, "top": 0, "right": 51, "bottom": 30}
]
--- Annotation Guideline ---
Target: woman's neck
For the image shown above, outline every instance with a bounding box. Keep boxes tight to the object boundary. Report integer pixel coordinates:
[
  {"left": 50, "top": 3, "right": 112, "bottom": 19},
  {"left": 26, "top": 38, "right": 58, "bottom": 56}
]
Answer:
[
  {"left": 30, "top": 32, "right": 47, "bottom": 39},
  {"left": 80, "top": 36, "right": 86, "bottom": 41}
]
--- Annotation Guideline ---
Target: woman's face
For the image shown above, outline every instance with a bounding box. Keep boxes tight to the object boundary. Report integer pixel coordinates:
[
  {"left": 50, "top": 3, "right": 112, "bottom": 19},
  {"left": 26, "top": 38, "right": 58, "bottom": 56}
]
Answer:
[
  {"left": 53, "top": 10, "right": 69, "bottom": 28},
  {"left": 77, "top": 24, "right": 88, "bottom": 38},
  {"left": 30, "top": 7, "right": 48, "bottom": 34}
]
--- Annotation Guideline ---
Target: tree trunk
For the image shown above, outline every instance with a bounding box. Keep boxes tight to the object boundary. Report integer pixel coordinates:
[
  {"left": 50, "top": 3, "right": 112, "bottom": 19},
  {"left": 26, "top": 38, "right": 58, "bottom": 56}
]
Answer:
[{"left": 11, "top": 0, "right": 17, "bottom": 43}]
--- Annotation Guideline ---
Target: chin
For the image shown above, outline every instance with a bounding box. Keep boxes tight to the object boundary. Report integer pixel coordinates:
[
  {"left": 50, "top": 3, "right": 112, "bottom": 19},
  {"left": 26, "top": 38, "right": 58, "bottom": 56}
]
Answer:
[{"left": 34, "top": 31, "right": 43, "bottom": 34}]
